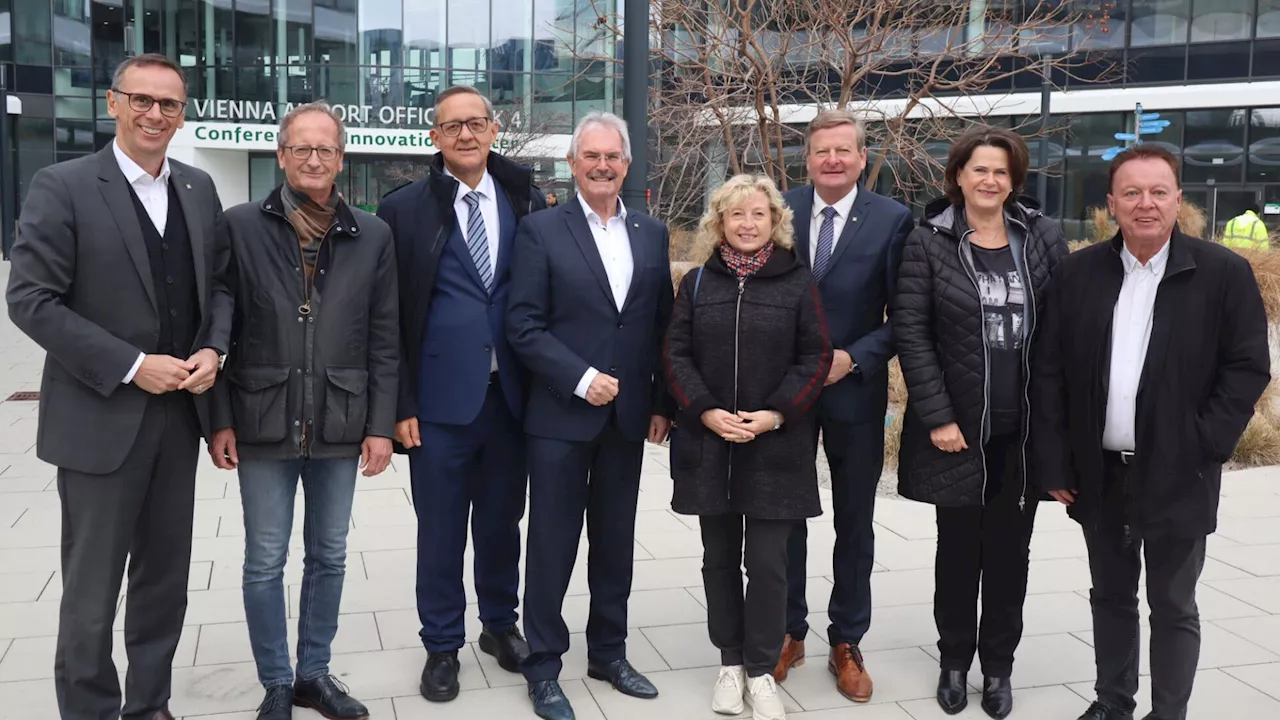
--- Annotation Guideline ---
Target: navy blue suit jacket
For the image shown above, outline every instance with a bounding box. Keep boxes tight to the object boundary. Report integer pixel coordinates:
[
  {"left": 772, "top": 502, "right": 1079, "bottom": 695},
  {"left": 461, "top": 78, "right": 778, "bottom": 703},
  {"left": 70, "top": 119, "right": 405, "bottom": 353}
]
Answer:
[
  {"left": 378, "top": 153, "right": 545, "bottom": 431},
  {"left": 785, "top": 185, "right": 914, "bottom": 423},
  {"left": 506, "top": 197, "right": 675, "bottom": 442}
]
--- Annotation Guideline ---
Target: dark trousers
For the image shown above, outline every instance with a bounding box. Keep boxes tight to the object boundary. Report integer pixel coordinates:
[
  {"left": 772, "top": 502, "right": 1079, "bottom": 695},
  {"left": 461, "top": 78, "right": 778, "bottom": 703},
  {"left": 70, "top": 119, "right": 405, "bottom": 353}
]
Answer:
[
  {"left": 934, "top": 434, "right": 1038, "bottom": 678},
  {"left": 1085, "top": 460, "right": 1206, "bottom": 720},
  {"left": 54, "top": 394, "right": 199, "bottom": 720},
  {"left": 409, "top": 379, "right": 528, "bottom": 652},
  {"left": 701, "top": 515, "right": 792, "bottom": 678},
  {"left": 521, "top": 419, "right": 645, "bottom": 682},
  {"left": 786, "top": 417, "right": 884, "bottom": 646}
]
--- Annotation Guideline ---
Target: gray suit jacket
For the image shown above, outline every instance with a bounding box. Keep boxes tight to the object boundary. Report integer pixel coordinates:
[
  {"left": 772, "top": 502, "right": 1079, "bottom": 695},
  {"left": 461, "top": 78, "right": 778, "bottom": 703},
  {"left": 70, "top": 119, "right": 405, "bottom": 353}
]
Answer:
[{"left": 6, "top": 145, "right": 232, "bottom": 475}]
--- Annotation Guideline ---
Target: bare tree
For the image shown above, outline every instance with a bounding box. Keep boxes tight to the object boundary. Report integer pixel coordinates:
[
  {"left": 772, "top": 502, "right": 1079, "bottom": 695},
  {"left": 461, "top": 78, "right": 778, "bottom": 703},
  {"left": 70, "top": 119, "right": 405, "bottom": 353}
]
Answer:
[{"left": 570, "top": 0, "right": 1119, "bottom": 226}]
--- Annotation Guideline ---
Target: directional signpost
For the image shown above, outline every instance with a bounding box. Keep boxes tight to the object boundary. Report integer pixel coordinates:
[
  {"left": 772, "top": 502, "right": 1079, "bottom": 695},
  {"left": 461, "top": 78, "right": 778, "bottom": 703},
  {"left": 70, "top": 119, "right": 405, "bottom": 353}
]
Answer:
[{"left": 1101, "top": 103, "right": 1169, "bottom": 161}]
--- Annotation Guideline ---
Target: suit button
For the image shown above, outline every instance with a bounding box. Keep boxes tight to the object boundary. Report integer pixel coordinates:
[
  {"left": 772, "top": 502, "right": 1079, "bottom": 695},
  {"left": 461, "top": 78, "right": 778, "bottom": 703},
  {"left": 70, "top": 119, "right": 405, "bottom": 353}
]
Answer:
[
  {"left": 162, "top": 243, "right": 168, "bottom": 250},
  {"left": 610, "top": 366, "right": 617, "bottom": 373},
  {"left": 166, "top": 276, "right": 174, "bottom": 285},
  {"left": 483, "top": 345, "right": 492, "bottom": 352},
  {"left": 617, "top": 323, "right": 623, "bottom": 329},
  {"left": 294, "top": 420, "right": 301, "bottom": 427},
  {"left": 170, "top": 309, "right": 177, "bottom": 317}
]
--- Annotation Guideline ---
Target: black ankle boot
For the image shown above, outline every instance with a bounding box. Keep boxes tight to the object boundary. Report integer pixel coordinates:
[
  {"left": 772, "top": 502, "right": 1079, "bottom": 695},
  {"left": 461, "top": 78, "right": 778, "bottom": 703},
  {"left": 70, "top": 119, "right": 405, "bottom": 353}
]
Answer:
[
  {"left": 936, "top": 669, "right": 968, "bottom": 714},
  {"left": 981, "top": 676, "right": 1013, "bottom": 719}
]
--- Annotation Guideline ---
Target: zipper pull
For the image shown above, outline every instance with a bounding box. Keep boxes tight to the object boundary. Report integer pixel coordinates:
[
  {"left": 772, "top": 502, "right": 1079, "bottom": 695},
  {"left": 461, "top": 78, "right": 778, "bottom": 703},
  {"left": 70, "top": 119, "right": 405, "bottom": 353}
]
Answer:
[
  {"left": 737, "top": 278, "right": 746, "bottom": 294},
  {"left": 1122, "top": 524, "right": 1132, "bottom": 548},
  {"left": 1019, "top": 495, "right": 1026, "bottom": 512}
]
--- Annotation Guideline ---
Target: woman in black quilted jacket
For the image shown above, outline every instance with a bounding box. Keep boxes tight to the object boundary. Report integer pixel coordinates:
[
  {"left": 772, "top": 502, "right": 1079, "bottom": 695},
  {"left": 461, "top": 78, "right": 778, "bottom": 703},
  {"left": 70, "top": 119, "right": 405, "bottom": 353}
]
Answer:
[
  {"left": 891, "top": 126, "right": 1067, "bottom": 719},
  {"left": 664, "top": 174, "right": 831, "bottom": 720}
]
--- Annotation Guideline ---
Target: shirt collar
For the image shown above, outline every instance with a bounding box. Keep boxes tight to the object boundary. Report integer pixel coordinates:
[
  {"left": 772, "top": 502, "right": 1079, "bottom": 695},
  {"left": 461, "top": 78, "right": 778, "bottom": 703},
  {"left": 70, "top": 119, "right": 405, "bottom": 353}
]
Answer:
[
  {"left": 813, "top": 186, "right": 857, "bottom": 220},
  {"left": 112, "top": 138, "right": 170, "bottom": 185},
  {"left": 444, "top": 167, "right": 496, "bottom": 203},
  {"left": 577, "top": 193, "right": 627, "bottom": 224},
  {"left": 1120, "top": 238, "right": 1171, "bottom": 276}
]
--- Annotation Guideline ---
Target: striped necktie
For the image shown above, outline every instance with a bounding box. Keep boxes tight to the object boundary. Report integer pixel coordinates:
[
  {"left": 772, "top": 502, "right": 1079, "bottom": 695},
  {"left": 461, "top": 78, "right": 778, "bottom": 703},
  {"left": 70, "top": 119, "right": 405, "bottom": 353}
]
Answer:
[
  {"left": 813, "top": 205, "right": 837, "bottom": 281},
  {"left": 463, "top": 191, "right": 493, "bottom": 292}
]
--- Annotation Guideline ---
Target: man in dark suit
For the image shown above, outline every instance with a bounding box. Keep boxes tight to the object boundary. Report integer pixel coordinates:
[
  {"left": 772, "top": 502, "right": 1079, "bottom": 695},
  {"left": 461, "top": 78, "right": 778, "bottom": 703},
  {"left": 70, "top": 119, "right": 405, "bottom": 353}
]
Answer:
[
  {"left": 5, "top": 54, "right": 231, "bottom": 720},
  {"left": 1033, "top": 145, "right": 1269, "bottom": 720},
  {"left": 507, "top": 112, "right": 674, "bottom": 720},
  {"left": 777, "top": 110, "right": 914, "bottom": 703},
  {"left": 377, "top": 85, "right": 546, "bottom": 702}
]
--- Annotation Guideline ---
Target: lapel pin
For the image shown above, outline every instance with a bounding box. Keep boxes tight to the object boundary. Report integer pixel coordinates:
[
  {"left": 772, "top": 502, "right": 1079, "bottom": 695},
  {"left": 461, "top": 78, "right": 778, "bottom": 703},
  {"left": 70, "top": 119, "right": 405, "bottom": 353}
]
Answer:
[
  {"left": 633, "top": 222, "right": 639, "bottom": 228},
  {"left": 185, "top": 183, "right": 192, "bottom": 189}
]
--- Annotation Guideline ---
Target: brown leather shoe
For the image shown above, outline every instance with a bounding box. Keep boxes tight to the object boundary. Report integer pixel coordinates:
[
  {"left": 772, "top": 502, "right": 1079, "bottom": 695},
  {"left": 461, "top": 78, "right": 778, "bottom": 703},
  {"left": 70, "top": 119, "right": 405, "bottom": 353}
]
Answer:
[
  {"left": 772, "top": 634, "right": 806, "bottom": 682},
  {"left": 828, "top": 643, "right": 873, "bottom": 702}
]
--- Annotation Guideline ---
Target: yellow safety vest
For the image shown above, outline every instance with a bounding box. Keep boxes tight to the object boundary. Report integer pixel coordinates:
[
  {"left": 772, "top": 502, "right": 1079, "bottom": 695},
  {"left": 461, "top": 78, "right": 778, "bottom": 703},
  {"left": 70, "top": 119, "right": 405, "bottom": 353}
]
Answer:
[{"left": 1223, "top": 210, "right": 1269, "bottom": 250}]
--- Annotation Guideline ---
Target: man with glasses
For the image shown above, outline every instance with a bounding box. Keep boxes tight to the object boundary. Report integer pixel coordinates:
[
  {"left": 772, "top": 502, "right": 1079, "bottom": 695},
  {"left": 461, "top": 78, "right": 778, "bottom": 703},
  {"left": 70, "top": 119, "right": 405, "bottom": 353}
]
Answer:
[
  {"left": 377, "top": 84, "right": 546, "bottom": 703},
  {"left": 507, "top": 112, "right": 674, "bottom": 720},
  {"left": 6, "top": 54, "right": 231, "bottom": 720},
  {"left": 207, "top": 101, "right": 398, "bottom": 720}
]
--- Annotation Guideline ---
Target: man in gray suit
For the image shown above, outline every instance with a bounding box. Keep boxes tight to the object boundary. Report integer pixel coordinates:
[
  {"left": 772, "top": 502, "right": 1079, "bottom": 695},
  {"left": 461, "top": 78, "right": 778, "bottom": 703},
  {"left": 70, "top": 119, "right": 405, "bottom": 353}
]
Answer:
[{"left": 6, "top": 54, "right": 231, "bottom": 720}]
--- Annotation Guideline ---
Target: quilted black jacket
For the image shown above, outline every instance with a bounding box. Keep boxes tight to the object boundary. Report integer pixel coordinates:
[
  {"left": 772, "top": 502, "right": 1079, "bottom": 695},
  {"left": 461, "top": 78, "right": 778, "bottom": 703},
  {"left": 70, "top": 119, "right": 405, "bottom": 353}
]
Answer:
[{"left": 891, "top": 197, "right": 1067, "bottom": 507}]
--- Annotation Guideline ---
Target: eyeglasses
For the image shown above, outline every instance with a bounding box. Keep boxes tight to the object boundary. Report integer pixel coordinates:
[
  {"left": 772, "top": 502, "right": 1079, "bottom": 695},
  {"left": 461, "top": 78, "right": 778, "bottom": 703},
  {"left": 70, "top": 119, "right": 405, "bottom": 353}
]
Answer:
[
  {"left": 579, "top": 151, "right": 628, "bottom": 165},
  {"left": 437, "top": 116, "right": 491, "bottom": 137},
  {"left": 113, "top": 89, "right": 186, "bottom": 118},
  {"left": 283, "top": 146, "right": 340, "bottom": 161}
]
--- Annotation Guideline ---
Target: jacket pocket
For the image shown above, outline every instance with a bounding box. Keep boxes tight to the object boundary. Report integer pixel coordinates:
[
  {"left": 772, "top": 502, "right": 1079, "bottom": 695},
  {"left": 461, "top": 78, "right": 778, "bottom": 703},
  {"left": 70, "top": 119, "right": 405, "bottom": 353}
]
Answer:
[
  {"left": 323, "top": 366, "right": 369, "bottom": 444},
  {"left": 670, "top": 423, "right": 703, "bottom": 468},
  {"left": 227, "top": 363, "right": 292, "bottom": 443}
]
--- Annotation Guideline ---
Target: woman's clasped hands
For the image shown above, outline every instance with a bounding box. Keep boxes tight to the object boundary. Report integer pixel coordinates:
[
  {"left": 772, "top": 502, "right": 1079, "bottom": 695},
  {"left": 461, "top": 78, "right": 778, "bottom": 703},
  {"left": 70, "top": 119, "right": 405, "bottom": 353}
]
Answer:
[{"left": 701, "top": 409, "right": 782, "bottom": 443}]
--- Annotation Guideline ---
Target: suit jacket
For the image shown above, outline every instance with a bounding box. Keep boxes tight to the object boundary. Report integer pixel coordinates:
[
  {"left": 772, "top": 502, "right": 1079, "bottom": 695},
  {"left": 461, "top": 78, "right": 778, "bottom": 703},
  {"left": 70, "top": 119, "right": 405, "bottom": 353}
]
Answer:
[
  {"left": 506, "top": 196, "right": 675, "bottom": 442},
  {"left": 785, "top": 184, "right": 913, "bottom": 423},
  {"left": 378, "top": 153, "right": 545, "bottom": 433},
  {"left": 6, "top": 145, "right": 231, "bottom": 475}
]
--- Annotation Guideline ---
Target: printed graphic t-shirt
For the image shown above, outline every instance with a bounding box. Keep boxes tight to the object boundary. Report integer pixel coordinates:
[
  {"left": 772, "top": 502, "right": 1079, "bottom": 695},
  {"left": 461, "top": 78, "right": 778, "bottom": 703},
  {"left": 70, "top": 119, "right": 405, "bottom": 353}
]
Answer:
[{"left": 971, "top": 244, "right": 1024, "bottom": 437}]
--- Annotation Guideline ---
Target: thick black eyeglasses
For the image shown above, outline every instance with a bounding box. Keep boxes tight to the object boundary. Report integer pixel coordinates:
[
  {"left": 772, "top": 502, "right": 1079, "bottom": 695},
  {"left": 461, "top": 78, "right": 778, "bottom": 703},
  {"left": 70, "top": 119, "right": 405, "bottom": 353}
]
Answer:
[
  {"left": 283, "top": 146, "right": 340, "bottom": 161},
  {"left": 113, "top": 89, "right": 186, "bottom": 118},
  {"left": 437, "top": 116, "right": 491, "bottom": 137}
]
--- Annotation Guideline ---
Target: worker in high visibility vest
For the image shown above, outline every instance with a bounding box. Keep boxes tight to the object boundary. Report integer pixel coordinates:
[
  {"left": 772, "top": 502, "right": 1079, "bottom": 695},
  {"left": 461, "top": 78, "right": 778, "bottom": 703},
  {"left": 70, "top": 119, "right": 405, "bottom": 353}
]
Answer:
[{"left": 1222, "top": 204, "right": 1270, "bottom": 250}]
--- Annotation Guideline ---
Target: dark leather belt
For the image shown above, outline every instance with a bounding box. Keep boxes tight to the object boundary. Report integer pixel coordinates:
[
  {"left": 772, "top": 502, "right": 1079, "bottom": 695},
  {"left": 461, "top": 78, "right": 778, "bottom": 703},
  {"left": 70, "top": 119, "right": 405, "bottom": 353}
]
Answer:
[{"left": 1104, "top": 450, "right": 1135, "bottom": 466}]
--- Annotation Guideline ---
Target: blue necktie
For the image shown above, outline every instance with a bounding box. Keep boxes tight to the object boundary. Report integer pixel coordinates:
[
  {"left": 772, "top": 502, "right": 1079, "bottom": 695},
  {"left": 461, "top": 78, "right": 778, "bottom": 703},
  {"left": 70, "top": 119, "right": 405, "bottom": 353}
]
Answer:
[
  {"left": 813, "top": 205, "right": 837, "bottom": 281},
  {"left": 463, "top": 192, "right": 493, "bottom": 292}
]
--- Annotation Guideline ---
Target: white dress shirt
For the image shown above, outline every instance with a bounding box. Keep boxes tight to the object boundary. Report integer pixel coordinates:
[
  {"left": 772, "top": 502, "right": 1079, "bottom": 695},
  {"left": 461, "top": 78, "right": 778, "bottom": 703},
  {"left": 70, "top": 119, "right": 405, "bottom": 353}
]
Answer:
[
  {"left": 1101, "top": 240, "right": 1171, "bottom": 452},
  {"left": 810, "top": 186, "right": 858, "bottom": 267},
  {"left": 114, "top": 139, "right": 172, "bottom": 385},
  {"left": 446, "top": 168, "right": 501, "bottom": 372},
  {"left": 574, "top": 194, "right": 634, "bottom": 399}
]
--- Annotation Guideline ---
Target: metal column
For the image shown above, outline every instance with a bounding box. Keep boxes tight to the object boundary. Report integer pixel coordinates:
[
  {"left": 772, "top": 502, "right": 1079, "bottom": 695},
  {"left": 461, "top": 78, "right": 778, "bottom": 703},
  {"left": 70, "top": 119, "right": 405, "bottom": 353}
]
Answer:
[{"left": 621, "top": 0, "right": 649, "bottom": 211}]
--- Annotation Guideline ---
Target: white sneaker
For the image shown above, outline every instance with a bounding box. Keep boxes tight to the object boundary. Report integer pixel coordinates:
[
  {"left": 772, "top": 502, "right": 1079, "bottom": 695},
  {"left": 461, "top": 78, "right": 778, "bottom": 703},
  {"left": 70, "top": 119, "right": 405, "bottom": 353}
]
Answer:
[
  {"left": 711, "top": 665, "right": 746, "bottom": 714},
  {"left": 746, "top": 674, "right": 786, "bottom": 720}
]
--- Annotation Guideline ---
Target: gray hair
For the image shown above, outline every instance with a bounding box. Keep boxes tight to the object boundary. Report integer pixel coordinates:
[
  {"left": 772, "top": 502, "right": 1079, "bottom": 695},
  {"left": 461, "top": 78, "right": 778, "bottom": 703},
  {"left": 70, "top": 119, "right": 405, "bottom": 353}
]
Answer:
[
  {"left": 111, "top": 53, "right": 187, "bottom": 93},
  {"left": 434, "top": 85, "right": 496, "bottom": 121},
  {"left": 279, "top": 101, "right": 346, "bottom": 152},
  {"left": 569, "top": 112, "right": 632, "bottom": 161}
]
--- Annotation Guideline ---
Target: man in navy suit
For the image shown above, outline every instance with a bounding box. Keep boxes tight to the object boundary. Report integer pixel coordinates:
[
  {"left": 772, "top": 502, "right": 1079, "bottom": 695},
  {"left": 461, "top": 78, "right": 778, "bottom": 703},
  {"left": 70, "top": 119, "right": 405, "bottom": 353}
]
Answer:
[
  {"left": 377, "top": 85, "right": 546, "bottom": 703},
  {"left": 776, "top": 109, "right": 914, "bottom": 703},
  {"left": 507, "top": 112, "right": 674, "bottom": 720}
]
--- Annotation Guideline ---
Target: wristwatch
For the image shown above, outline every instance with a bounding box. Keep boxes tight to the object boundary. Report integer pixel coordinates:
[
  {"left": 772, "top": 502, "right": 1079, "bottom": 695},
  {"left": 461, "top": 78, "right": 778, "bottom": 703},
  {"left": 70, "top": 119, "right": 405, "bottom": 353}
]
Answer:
[{"left": 770, "top": 411, "right": 782, "bottom": 431}]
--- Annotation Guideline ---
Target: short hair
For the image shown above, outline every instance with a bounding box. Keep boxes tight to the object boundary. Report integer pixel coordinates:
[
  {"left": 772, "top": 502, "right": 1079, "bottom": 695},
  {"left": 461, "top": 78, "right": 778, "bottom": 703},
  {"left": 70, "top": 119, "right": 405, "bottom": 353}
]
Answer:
[
  {"left": 111, "top": 53, "right": 187, "bottom": 93},
  {"left": 433, "top": 85, "right": 496, "bottom": 122},
  {"left": 944, "top": 125, "right": 1031, "bottom": 207},
  {"left": 569, "top": 112, "right": 632, "bottom": 161},
  {"left": 1108, "top": 144, "right": 1181, "bottom": 193},
  {"left": 805, "top": 109, "right": 867, "bottom": 152},
  {"left": 690, "top": 174, "right": 796, "bottom": 263},
  {"left": 279, "top": 101, "right": 346, "bottom": 152}
]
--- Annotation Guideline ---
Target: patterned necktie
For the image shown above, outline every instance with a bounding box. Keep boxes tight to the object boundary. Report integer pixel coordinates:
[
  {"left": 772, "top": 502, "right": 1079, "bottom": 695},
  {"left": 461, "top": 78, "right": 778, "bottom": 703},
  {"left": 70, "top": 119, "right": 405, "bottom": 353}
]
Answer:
[
  {"left": 813, "top": 205, "right": 838, "bottom": 281},
  {"left": 463, "top": 191, "right": 493, "bottom": 292}
]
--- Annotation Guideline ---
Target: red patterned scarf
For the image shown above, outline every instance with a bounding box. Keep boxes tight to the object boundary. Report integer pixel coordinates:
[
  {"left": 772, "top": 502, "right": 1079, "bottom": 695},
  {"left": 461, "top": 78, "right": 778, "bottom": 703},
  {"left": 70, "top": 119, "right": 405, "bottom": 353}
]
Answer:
[{"left": 718, "top": 241, "right": 776, "bottom": 279}]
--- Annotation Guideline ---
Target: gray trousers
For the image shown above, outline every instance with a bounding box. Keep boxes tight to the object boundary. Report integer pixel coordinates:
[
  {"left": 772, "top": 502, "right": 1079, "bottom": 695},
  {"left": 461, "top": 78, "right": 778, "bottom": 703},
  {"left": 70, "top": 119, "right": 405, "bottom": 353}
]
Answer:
[
  {"left": 1083, "top": 499, "right": 1206, "bottom": 720},
  {"left": 54, "top": 393, "right": 199, "bottom": 720}
]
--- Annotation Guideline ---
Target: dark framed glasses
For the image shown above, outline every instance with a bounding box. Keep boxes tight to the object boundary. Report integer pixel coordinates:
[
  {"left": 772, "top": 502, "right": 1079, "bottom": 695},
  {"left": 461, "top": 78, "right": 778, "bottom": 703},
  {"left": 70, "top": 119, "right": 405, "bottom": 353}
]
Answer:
[
  {"left": 112, "top": 89, "right": 186, "bottom": 118},
  {"left": 437, "top": 116, "right": 491, "bottom": 137},
  {"left": 283, "top": 146, "right": 341, "bottom": 161}
]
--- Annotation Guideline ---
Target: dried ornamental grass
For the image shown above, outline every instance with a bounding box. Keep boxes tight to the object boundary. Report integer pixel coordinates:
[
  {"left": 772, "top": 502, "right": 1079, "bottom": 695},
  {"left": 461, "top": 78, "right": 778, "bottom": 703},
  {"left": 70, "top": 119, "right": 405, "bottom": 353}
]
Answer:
[{"left": 884, "top": 411, "right": 904, "bottom": 470}]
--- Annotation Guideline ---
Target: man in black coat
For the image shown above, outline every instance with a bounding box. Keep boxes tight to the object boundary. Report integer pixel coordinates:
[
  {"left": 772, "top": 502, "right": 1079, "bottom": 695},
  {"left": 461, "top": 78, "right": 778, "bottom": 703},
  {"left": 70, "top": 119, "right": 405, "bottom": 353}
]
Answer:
[
  {"left": 376, "top": 85, "right": 545, "bottom": 703},
  {"left": 778, "top": 109, "right": 914, "bottom": 703},
  {"left": 1032, "top": 145, "right": 1270, "bottom": 720}
]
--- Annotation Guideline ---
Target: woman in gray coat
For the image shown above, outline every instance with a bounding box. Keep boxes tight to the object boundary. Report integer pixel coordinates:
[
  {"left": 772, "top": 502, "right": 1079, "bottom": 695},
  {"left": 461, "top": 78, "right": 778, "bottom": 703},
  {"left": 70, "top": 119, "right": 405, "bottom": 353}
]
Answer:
[{"left": 664, "top": 174, "right": 832, "bottom": 720}]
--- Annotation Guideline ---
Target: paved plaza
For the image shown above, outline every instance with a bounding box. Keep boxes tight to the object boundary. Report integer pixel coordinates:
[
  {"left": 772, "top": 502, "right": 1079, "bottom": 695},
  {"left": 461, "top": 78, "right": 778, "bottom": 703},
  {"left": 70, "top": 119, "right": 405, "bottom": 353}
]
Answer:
[{"left": 1, "top": 262, "right": 1279, "bottom": 719}]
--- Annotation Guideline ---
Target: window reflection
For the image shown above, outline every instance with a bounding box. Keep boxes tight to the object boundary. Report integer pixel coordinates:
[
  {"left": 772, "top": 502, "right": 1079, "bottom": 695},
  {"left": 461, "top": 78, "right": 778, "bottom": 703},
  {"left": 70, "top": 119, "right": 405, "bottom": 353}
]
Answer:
[
  {"left": 1184, "top": 109, "right": 1245, "bottom": 184},
  {"left": 1264, "top": 1, "right": 1280, "bottom": 39},
  {"left": 1248, "top": 109, "right": 1280, "bottom": 184},
  {"left": 449, "top": 0, "right": 490, "bottom": 71},
  {"left": 315, "top": 0, "right": 358, "bottom": 64},
  {"left": 1130, "top": 0, "right": 1188, "bottom": 47},
  {"left": 1190, "top": 0, "right": 1252, "bottom": 43}
]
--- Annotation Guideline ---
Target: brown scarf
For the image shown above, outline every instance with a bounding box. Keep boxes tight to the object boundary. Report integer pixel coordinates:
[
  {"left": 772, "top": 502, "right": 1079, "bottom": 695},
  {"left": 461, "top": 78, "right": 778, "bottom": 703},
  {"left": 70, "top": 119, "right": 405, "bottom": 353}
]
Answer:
[
  {"left": 280, "top": 182, "right": 338, "bottom": 272},
  {"left": 719, "top": 241, "right": 776, "bottom": 279}
]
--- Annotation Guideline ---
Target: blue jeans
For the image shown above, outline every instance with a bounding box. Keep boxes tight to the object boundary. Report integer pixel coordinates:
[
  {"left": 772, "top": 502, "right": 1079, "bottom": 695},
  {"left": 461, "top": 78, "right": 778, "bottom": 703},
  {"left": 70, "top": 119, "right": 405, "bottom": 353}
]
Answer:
[{"left": 238, "top": 457, "right": 359, "bottom": 689}]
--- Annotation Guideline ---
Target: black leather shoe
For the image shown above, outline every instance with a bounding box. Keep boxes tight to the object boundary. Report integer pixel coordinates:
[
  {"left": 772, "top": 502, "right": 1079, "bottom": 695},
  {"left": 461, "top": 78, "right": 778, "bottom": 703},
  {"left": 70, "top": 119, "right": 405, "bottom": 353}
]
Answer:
[
  {"left": 1079, "top": 701, "right": 1135, "bottom": 720},
  {"left": 980, "top": 676, "right": 1013, "bottom": 719},
  {"left": 256, "top": 686, "right": 293, "bottom": 720},
  {"left": 479, "top": 625, "right": 531, "bottom": 673},
  {"left": 528, "top": 680, "right": 576, "bottom": 720},
  {"left": 292, "top": 675, "right": 369, "bottom": 719},
  {"left": 420, "top": 651, "right": 461, "bottom": 702},
  {"left": 936, "top": 669, "right": 968, "bottom": 714},
  {"left": 586, "top": 658, "right": 659, "bottom": 699}
]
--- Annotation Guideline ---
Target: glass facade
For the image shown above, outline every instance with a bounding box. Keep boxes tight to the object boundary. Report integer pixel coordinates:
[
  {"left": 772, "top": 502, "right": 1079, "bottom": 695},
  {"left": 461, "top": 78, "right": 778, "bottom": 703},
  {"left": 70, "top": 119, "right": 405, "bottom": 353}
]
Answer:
[{"left": 4, "top": 0, "right": 1280, "bottom": 242}]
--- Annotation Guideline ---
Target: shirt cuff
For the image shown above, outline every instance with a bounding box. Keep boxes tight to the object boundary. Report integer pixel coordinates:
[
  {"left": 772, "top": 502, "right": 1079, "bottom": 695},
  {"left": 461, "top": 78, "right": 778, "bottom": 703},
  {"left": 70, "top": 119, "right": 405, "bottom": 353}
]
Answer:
[
  {"left": 122, "top": 352, "right": 146, "bottom": 385},
  {"left": 574, "top": 367, "right": 599, "bottom": 399}
]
